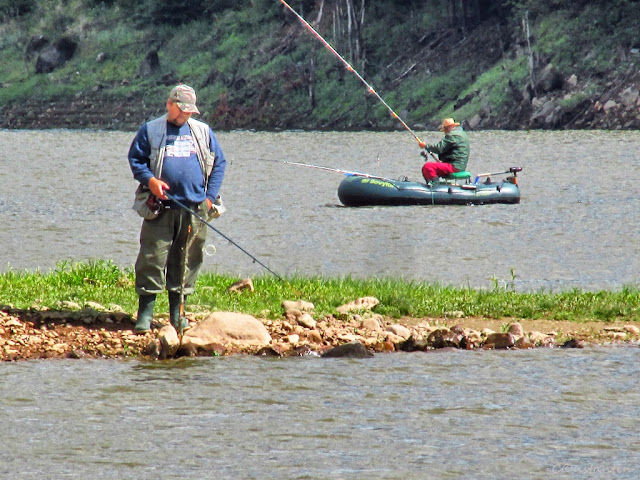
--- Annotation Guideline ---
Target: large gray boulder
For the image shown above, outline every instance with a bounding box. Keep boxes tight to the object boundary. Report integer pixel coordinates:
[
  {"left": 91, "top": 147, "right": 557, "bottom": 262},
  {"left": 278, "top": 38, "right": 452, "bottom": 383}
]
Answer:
[
  {"left": 535, "top": 64, "right": 564, "bottom": 93},
  {"left": 182, "top": 312, "right": 271, "bottom": 349}
]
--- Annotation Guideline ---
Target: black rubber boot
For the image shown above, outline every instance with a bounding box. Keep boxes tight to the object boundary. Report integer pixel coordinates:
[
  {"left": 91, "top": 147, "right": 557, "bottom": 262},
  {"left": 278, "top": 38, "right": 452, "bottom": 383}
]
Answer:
[
  {"left": 169, "top": 291, "right": 190, "bottom": 333},
  {"left": 134, "top": 294, "right": 156, "bottom": 333}
]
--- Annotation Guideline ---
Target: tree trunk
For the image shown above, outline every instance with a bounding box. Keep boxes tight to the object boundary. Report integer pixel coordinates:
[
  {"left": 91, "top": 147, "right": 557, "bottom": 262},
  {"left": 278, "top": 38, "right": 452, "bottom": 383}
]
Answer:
[
  {"left": 308, "top": 0, "right": 325, "bottom": 110},
  {"left": 344, "top": 0, "right": 365, "bottom": 72},
  {"left": 523, "top": 10, "right": 536, "bottom": 96}
]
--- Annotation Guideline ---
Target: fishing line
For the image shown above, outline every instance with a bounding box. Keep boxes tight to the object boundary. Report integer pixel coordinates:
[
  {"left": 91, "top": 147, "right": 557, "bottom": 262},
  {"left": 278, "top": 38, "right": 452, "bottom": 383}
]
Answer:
[
  {"left": 258, "top": 158, "right": 400, "bottom": 184},
  {"left": 279, "top": 0, "right": 427, "bottom": 148},
  {"left": 164, "top": 193, "right": 302, "bottom": 296}
]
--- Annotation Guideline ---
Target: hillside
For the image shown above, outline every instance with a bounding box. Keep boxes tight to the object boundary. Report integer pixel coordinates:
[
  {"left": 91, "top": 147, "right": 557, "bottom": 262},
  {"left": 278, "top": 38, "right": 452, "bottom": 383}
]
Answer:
[{"left": 0, "top": 0, "right": 639, "bottom": 131}]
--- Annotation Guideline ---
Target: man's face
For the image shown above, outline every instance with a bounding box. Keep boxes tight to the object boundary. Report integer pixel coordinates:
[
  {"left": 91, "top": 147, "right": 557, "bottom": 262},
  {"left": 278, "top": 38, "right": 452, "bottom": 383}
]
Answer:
[{"left": 166, "top": 100, "right": 192, "bottom": 126}]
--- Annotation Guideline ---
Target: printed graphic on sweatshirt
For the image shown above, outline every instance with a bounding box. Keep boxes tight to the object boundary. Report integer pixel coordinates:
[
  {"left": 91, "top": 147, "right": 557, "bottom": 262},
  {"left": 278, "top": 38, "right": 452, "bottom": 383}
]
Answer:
[{"left": 165, "top": 134, "right": 196, "bottom": 158}]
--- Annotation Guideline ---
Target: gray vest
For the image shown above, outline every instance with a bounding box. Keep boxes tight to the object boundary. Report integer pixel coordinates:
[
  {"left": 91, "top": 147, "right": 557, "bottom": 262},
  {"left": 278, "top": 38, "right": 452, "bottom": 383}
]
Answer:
[{"left": 146, "top": 114, "right": 215, "bottom": 182}]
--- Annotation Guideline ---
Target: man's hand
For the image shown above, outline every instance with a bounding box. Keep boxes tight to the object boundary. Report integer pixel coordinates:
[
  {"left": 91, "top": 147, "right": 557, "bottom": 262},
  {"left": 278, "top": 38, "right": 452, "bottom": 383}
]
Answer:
[
  {"left": 148, "top": 177, "right": 170, "bottom": 200},
  {"left": 420, "top": 151, "right": 428, "bottom": 158}
]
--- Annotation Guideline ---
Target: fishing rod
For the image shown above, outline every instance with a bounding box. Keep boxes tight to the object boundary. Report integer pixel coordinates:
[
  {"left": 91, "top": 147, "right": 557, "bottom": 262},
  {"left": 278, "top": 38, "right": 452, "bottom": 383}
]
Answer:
[
  {"left": 165, "top": 193, "right": 287, "bottom": 283},
  {"left": 279, "top": 0, "right": 427, "bottom": 149},
  {"left": 259, "top": 158, "right": 398, "bottom": 183}
]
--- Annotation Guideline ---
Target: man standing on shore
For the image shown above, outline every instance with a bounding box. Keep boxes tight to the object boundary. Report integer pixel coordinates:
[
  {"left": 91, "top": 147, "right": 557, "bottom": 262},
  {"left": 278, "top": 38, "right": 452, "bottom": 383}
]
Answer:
[{"left": 128, "top": 84, "right": 227, "bottom": 333}]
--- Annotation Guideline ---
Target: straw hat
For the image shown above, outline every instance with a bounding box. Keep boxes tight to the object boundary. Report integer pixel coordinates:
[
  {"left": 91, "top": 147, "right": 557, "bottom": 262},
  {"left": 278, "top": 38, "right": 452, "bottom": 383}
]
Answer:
[{"left": 439, "top": 118, "right": 460, "bottom": 131}]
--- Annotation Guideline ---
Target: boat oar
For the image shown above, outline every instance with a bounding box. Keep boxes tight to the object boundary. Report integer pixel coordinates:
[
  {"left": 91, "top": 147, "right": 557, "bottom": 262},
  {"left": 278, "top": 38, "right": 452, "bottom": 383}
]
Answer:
[
  {"left": 279, "top": 0, "right": 427, "bottom": 149},
  {"left": 474, "top": 166, "right": 522, "bottom": 184}
]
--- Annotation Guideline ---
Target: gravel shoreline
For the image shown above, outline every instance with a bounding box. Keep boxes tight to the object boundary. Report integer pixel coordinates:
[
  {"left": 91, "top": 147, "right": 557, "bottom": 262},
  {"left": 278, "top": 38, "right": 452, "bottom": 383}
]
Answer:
[{"left": 2, "top": 305, "right": 638, "bottom": 362}]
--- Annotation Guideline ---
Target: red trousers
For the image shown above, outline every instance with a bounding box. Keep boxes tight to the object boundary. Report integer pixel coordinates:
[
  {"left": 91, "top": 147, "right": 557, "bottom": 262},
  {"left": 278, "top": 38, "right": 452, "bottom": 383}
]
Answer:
[{"left": 422, "top": 162, "right": 457, "bottom": 181}]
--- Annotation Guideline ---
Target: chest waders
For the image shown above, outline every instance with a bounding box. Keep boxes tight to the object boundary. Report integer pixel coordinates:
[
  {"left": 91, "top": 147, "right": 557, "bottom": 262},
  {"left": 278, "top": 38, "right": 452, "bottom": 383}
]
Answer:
[
  {"left": 171, "top": 196, "right": 217, "bottom": 335},
  {"left": 170, "top": 223, "right": 193, "bottom": 337},
  {"left": 142, "top": 116, "right": 215, "bottom": 336}
]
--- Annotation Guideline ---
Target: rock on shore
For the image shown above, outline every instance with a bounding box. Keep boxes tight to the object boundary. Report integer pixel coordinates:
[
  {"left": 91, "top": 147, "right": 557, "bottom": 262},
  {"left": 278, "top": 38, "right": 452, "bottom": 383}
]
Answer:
[{"left": 1, "top": 300, "right": 639, "bottom": 362}]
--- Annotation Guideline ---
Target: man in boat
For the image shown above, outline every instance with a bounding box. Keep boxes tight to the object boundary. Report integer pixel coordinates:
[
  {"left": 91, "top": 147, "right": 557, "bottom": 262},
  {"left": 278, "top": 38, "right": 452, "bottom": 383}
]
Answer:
[
  {"left": 128, "top": 84, "right": 227, "bottom": 334},
  {"left": 421, "top": 118, "right": 469, "bottom": 184}
]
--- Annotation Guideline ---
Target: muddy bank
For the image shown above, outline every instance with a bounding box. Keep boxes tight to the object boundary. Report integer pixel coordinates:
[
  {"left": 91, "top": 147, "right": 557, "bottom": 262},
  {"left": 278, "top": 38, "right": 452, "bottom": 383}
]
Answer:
[
  {"left": 0, "top": 96, "right": 156, "bottom": 131},
  {"left": 2, "top": 67, "right": 639, "bottom": 132},
  {"left": 2, "top": 304, "right": 638, "bottom": 362}
]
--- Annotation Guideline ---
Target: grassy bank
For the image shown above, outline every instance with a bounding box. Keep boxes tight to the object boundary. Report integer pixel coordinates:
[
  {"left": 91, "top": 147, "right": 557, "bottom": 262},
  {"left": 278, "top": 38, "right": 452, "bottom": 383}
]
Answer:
[{"left": 1, "top": 260, "right": 638, "bottom": 323}]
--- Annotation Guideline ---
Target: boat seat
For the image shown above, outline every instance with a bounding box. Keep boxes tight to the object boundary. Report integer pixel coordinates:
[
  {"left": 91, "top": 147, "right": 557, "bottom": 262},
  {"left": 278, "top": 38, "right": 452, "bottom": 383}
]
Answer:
[{"left": 443, "top": 171, "right": 471, "bottom": 185}]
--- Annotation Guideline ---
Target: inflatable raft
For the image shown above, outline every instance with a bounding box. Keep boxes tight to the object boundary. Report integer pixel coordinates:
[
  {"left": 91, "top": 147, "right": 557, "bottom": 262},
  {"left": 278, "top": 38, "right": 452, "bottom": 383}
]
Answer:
[{"left": 337, "top": 168, "right": 522, "bottom": 207}]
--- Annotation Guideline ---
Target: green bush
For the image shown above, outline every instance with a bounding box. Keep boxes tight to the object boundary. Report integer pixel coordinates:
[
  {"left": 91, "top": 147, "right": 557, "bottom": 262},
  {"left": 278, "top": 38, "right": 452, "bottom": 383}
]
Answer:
[{"left": 0, "top": 0, "right": 36, "bottom": 17}]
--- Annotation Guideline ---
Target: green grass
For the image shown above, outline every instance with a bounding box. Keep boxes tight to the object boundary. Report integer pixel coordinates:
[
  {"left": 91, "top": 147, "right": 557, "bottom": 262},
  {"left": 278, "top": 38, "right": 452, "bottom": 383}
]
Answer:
[{"left": 1, "top": 260, "right": 638, "bottom": 324}]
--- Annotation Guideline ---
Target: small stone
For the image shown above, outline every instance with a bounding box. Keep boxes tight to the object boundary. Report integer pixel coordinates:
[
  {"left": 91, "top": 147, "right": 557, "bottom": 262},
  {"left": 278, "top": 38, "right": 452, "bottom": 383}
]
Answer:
[
  {"left": 385, "top": 324, "right": 411, "bottom": 340},
  {"left": 304, "top": 329, "right": 324, "bottom": 344},
  {"left": 336, "top": 297, "right": 379, "bottom": 315},
  {"left": 255, "top": 346, "right": 282, "bottom": 356},
  {"left": 507, "top": 322, "right": 524, "bottom": 336},
  {"left": 297, "top": 313, "right": 316, "bottom": 329},
  {"left": 282, "top": 300, "right": 314, "bottom": 312},
  {"left": 484, "top": 332, "right": 515, "bottom": 349},
  {"left": 321, "top": 341, "right": 373, "bottom": 358},
  {"left": 399, "top": 335, "right": 429, "bottom": 352},
  {"left": 529, "top": 331, "right": 549, "bottom": 345},
  {"left": 561, "top": 338, "right": 585, "bottom": 349},
  {"left": 227, "top": 278, "right": 254, "bottom": 293},
  {"left": 68, "top": 349, "right": 87, "bottom": 359},
  {"left": 428, "top": 328, "right": 464, "bottom": 349},
  {"left": 84, "top": 301, "right": 106, "bottom": 311},
  {"left": 60, "top": 301, "right": 81, "bottom": 310},
  {"left": 158, "top": 326, "right": 180, "bottom": 359},
  {"left": 361, "top": 317, "right": 382, "bottom": 331}
]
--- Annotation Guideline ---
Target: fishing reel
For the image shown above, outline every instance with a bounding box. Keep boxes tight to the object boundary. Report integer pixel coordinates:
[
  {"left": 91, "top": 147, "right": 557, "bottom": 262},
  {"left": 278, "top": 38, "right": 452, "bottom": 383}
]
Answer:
[{"left": 145, "top": 195, "right": 164, "bottom": 216}]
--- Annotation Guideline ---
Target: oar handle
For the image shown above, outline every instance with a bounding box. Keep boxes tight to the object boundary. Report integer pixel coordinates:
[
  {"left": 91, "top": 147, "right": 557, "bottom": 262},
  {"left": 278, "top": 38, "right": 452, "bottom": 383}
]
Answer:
[
  {"left": 473, "top": 169, "right": 518, "bottom": 184},
  {"left": 476, "top": 170, "right": 512, "bottom": 178}
]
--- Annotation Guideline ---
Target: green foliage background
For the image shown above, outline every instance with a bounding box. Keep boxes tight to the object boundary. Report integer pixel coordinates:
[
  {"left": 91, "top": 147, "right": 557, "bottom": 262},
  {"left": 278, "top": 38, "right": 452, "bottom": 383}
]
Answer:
[{"left": 0, "top": 0, "right": 639, "bottom": 130}]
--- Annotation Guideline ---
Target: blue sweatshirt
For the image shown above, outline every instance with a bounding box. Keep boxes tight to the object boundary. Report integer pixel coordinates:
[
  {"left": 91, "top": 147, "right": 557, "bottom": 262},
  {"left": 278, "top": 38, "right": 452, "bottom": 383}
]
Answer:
[{"left": 128, "top": 121, "right": 226, "bottom": 205}]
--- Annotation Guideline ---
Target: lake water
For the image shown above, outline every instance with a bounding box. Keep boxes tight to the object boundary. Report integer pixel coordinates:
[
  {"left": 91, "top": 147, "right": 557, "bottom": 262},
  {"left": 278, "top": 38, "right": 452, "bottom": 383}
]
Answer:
[
  {"left": 1, "top": 347, "right": 639, "bottom": 479},
  {"left": 1, "top": 129, "right": 639, "bottom": 478},
  {"left": 0, "top": 129, "right": 638, "bottom": 291}
]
